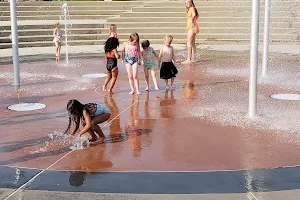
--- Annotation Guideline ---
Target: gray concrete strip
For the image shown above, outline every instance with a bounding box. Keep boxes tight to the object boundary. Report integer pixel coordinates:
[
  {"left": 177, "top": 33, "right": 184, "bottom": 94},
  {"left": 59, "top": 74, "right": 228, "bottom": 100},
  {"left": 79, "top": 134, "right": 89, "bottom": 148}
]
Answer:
[{"left": 7, "top": 190, "right": 251, "bottom": 200}]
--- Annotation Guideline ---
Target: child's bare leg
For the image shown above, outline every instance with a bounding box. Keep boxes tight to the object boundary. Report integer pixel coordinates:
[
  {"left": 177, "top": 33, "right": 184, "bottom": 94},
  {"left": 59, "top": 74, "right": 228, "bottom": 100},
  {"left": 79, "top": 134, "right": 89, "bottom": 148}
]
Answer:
[
  {"left": 103, "top": 71, "right": 112, "bottom": 92},
  {"left": 144, "top": 67, "right": 149, "bottom": 91},
  {"left": 58, "top": 44, "right": 61, "bottom": 59},
  {"left": 192, "top": 36, "right": 196, "bottom": 61},
  {"left": 150, "top": 67, "right": 159, "bottom": 90},
  {"left": 92, "top": 113, "right": 111, "bottom": 126},
  {"left": 182, "top": 29, "right": 195, "bottom": 64},
  {"left": 109, "top": 67, "right": 118, "bottom": 94},
  {"left": 89, "top": 113, "right": 110, "bottom": 142},
  {"left": 86, "top": 129, "right": 97, "bottom": 142},
  {"left": 165, "top": 79, "right": 169, "bottom": 89},
  {"left": 92, "top": 125, "right": 105, "bottom": 143},
  {"left": 171, "top": 77, "right": 175, "bottom": 86},
  {"left": 126, "top": 64, "right": 135, "bottom": 94},
  {"left": 132, "top": 63, "right": 141, "bottom": 94}
]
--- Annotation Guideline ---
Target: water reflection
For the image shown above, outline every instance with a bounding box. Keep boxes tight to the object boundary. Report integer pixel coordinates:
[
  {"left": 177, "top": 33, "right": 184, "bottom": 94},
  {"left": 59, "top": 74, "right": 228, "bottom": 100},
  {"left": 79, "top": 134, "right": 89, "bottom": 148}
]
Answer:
[
  {"left": 184, "top": 80, "right": 197, "bottom": 100},
  {"left": 126, "top": 95, "right": 142, "bottom": 157},
  {"left": 69, "top": 171, "right": 87, "bottom": 187},
  {"left": 160, "top": 89, "right": 176, "bottom": 119},
  {"left": 104, "top": 95, "right": 122, "bottom": 157}
]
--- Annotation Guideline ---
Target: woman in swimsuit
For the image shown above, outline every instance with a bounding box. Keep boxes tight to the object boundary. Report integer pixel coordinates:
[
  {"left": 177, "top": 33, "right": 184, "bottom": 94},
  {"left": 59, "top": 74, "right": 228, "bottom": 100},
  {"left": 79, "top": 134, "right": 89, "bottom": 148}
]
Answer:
[
  {"left": 122, "top": 33, "right": 142, "bottom": 95},
  {"left": 182, "top": 0, "right": 199, "bottom": 65},
  {"left": 65, "top": 99, "right": 111, "bottom": 143},
  {"left": 103, "top": 37, "right": 120, "bottom": 94}
]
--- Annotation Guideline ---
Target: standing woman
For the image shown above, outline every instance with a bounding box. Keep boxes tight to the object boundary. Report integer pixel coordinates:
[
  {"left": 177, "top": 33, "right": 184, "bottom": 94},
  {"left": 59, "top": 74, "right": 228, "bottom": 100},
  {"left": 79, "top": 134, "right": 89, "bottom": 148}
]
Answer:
[{"left": 182, "top": 0, "right": 199, "bottom": 65}]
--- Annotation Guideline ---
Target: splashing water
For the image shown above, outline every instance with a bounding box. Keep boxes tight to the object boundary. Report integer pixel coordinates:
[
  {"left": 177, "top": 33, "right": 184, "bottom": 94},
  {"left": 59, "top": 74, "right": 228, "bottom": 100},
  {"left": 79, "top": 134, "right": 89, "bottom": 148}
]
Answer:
[
  {"left": 175, "top": 51, "right": 201, "bottom": 63},
  {"left": 175, "top": 51, "right": 187, "bottom": 63},
  {"left": 61, "top": 2, "right": 71, "bottom": 66},
  {"left": 69, "top": 135, "right": 90, "bottom": 150},
  {"left": 48, "top": 131, "right": 64, "bottom": 140}
]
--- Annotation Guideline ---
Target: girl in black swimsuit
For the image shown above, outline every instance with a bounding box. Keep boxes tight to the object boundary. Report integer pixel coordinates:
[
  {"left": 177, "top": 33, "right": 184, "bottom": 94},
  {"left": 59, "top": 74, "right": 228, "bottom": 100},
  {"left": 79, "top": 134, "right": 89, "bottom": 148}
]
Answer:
[{"left": 103, "top": 37, "right": 120, "bottom": 94}]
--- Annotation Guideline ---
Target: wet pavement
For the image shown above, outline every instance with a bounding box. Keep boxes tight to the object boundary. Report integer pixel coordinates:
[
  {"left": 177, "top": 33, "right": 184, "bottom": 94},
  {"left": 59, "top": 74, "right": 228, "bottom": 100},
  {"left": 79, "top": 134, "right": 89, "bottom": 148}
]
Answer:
[{"left": 1, "top": 50, "right": 300, "bottom": 199}]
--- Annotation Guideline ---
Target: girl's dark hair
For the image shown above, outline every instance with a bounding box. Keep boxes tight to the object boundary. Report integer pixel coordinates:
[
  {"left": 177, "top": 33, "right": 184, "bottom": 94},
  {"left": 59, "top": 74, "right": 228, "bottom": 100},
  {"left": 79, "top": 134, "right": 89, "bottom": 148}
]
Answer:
[
  {"left": 142, "top": 40, "right": 150, "bottom": 48},
  {"left": 64, "top": 99, "right": 86, "bottom": 134},
  {"left": 104, "top": 37, "right": 119, "bottom": 53}
]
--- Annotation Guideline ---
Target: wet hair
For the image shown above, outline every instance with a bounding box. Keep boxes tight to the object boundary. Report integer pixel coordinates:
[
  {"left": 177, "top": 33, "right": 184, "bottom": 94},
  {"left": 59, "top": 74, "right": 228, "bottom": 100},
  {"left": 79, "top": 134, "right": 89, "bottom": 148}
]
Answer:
[
  {"left": 129, "top": 33, "right": 140, "bottom": 43},
  {"left": 141, "top": 40, "right": 150, "bottom": 49},
  {"left": 109, "top": 24, "right": 117, "bottom": 35},
  {"left": 64, "top": 99, "right": 88, "bottom": 134},
  {"left": 186, "top": 0, "right": 199, "bottom": 18},
  {"left": 165, "top": 35, "right": 173, "bottom": 42},
  {"left": 54, "top": 21, "right": 60, "bottom": 28},
  {"left": 104, "top": 37, "right": 119, "bottom": 53}
]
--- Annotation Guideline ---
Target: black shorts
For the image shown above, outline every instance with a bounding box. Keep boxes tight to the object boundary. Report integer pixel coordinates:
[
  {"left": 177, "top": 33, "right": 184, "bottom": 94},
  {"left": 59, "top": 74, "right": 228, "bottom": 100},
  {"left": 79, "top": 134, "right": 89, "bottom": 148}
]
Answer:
[{"left": 106, "top": 57, "right": 117, "bottom": 72}]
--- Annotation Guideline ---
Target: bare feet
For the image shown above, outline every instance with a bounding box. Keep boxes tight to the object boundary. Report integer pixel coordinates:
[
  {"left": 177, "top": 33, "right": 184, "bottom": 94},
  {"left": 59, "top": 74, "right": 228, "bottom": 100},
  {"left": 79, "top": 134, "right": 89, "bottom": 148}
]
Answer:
[
  {"left": 136, "top": 91, "right": 141, "bottom": 95},
  {"left": 145, "top": 87, "right": 149, "bottom": 91},
  {"left": 108, "top": 89, "right": 114, "bottom": 94},
  {"left": 88, "top": 135, "right": 98, "bottom": 142},
  {"left": 103, "top": 85, "right": 107, "bottom": 92},
  {"left": 90, "top": 137, "right": 105, "bottom": 145},
  {"left": 129, "top": 91, "right": 134, "bottom": 95},
  {"left": 181, "top": 60, "right": 192, "bottom": 65},
  {"left": 155, "top": 87, "right": 160, "bottom": 91}
]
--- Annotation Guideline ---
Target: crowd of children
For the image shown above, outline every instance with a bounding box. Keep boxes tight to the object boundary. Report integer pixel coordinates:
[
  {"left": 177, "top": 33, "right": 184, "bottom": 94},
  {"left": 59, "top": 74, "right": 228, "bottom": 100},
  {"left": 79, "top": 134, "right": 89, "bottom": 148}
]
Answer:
[
  {"left": 64, "top": 25, "right": 179, "bottom": 143},
  {"left": 62, "top": 0, "right": 202, "bottom": 141},
  {"left": 102, "top": 24, "right": 178, "bottom": 95}
]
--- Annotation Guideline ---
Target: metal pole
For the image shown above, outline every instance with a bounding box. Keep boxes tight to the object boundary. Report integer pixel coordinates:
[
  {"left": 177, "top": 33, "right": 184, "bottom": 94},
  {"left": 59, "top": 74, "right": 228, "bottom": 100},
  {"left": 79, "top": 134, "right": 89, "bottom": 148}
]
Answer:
[
  {"left": 262, "top": 0, "right": 271, "bottom": 77},
  {"left": 10, "top": 0, "right": 20, "bottom": 86},
  {"left": 248, "top": 0, "right": 260, "bottom": 118}
]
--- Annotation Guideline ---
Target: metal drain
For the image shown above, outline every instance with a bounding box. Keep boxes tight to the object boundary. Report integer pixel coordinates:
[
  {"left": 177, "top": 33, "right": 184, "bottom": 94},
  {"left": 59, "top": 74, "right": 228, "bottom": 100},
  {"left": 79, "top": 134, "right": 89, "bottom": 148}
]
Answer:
[
  {"left": 81, "top": 73, "right": 107, "bottom": 78},
  {"left": 8, "top": 103, "right": 47, "bottom": 111},
  {"left": 270, "top": 94, "right": 300, "bottom": 101}
]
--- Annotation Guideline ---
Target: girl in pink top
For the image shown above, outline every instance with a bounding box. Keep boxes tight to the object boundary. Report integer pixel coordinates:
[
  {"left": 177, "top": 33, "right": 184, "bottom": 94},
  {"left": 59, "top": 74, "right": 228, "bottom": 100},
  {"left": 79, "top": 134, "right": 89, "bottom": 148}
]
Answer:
[
  {"left": 122, "top": 33, "right": 142, "bottom": 95},
  {"left": 109, "top": 24, "right": 118, "bottom": 38}
]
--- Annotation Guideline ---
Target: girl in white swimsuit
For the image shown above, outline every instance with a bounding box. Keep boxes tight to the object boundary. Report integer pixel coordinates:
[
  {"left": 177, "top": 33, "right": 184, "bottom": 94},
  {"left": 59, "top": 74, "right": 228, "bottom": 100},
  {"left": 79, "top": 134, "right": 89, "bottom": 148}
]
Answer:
[{"left": 65, "top": 99, "right": 111, "bottom": 143}]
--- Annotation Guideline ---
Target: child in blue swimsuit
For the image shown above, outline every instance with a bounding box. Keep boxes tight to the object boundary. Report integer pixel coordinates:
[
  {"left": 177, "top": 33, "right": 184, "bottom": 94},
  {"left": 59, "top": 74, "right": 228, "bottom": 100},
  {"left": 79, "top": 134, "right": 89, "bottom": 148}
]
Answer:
[
  {"left": 65, "top": 99, "right": 111, "bottom": 143},
  {"left": 141, "top": 40, "right": 160, "bottom": 91},
  {"left": 122, "top": 33, "right": 142, "bottom": 95}
]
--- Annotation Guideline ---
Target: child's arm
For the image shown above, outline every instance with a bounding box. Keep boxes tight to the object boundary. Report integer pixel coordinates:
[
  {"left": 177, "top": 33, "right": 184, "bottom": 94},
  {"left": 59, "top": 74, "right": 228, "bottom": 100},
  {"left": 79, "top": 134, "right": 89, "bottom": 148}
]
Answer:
[
  {"left": 191, "top": 7, "right": 197, "bottom": 26},
  {"left": 158, "top": 46, "right": 163, "bottom": 69},
  {"left": 152, "top": 47, "right": 160, "bottom": 61},
  {"left": 113, "top": 48, "right": 120, "bottom": 59},
  {"left": 78, "top": 110, "right": 92, "bottom": 137},
  {"left": 53, "top": 28, "right": 57, "bottom": 37},
  {"left": 171, "top": 46, "right": 176, "bottom": 63},
  {"left": 121, "top": 42, "right": 126, "bottom": 63},
  {"left": 138, "top": 45, "right": 142, "bottom": 65},
  {"left": 70, "top": 120, "right": 79, "bottom": 136},
  {"left": 158, "top": 46, "right": 163, "bottom": 61}
]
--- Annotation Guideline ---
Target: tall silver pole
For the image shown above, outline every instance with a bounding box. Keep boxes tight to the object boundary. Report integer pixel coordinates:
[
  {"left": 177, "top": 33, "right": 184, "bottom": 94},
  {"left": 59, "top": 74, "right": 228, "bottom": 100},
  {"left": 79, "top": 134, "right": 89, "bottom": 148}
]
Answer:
[
  {"left": 262, "top": 0, "right": 271, "bottom": 77},
  {"left": 10, "top": 0, "right": 20, "bottom": 86},
  {"left": 249, "top": 0, "right": 260, "bottom": 118}
]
